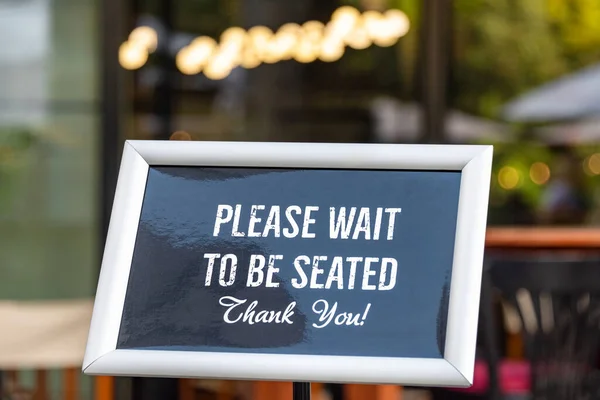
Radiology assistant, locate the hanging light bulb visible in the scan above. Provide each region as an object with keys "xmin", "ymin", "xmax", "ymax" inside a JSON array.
[
  {"xmin": 262, "ymin": 40, "xmax": 283, "ymax": 64},
  {"xmin": 220, "ymin": 26, "xmax": 247, "ymax": 46},
  {"xmin": 328, "ymin": 6, "xmax": 361, "ymax": 39},
  {"xmin": 204, "ymin": 52, "xmax": 233, "ymax": 80},
  {"xmin": 294, "ymin": 37, "xmax": 319, "ymax": 63},
  {"xmin": 204, "ymin": 64, "xmax": 231, "ymax": 80},
  {"xmin": 248, "ymin": 25, "xmax": 274, "ymax": 60},
  {"xmin": 362, "ymin": 10, "xmax": 400, "ymax": 47},
  {"xmin": 279, "ymin": 22, "xmax": 302, "ymax": 35},
  {"xmin": 384, "ymin": 9, "xmax": 410, "ymax": 38},
  {"xmin": 184, "ymin": 36, "xmax": 218, "ymax": 71},
  {"xmin": 219, "ymin": 41, "xmax": 243, "ymax": 67},
  {"xmin": 331, "ymin": 6, "xmax": 361, "ymax": 25},
  {"xmin": 303, "ymin": 20, "xmax": 325, "ymax": 41},
  {"xmin": 319, "ymin": 37, "xmax": 345, "ymax": 62},
  {"xmin": 241, "ymin": 47, "xmax": 261, "ymax": 69},
  {"xmin": 189, "ymin": 36, "xmax": 217, "ymax": 55},
  {"xmin": 119, "ymin": 41, "xmax": 148, "ymax": 70},
  {"xmin": 362, "ymin": 10, "xmax": 384, "ymax": 38},
  {"xmin": 302, "ymin": 20, "xmax": 325, "ymax": 62},
  {"xmin": 272, "ymin": 23, "xmax": 301, "ymax": 60},
  {"xmin": 371, "ymin": 23, "xmax": 399, "ymax": 47},
  {"xmin": 129, "ymin": 26, "xmax": 158, "ymax": 53},
  {"xmin": 176, "ymin": 47, "xmax": 202, "ymax": 75},
  {"xmin": 344, "ymin": 19, "xmax": 372, "ymax": 50}
]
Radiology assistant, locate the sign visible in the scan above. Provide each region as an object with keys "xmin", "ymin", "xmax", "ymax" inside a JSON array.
[{"xmin": 83, "ymin": 141, "xmax": 493, "ymax": 387}]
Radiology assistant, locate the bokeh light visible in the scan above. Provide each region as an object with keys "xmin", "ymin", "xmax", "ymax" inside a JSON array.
[
  {"xmin": 176, "ymin": 47, "xmax": 202, "ymax": 75},
  {"xmin": 128, "ymin": 26, "xmax": 158, "ymax": 53},
  {"xmin": 319, "ymin": 37, "xmax": 345, "ymax": 62},
  {"xmin": 329, "ymin": 6, "xmax": 361, "ymax": 39},
  {"xmin": 189, "ymin": 38, "xmax": 217, "ymax": 63},
  {"xmin": 279, "ymin": 23, "xmax": 302, "ymax": 35},
  {"xmin": 241, "ymin": 48, "xmax": 261, "ymax": 69},
  {"xmin": 273, "ymin": 24, "xmax": 301, "ymax": 60},
  {"xmin": 362, "ymin": 10, "xmax": 385, "ymax": 38},
  {"xmin": 221, "ymin": 27, "xmax": 247, "ymax": 45},
  {"xmin": 498, "ymin": 166, "xmax": 521, "ymax": 190},
  {"xmin": 585, "ymin": 153, "xmax": 600, "ymax": 175},
  {"xmin": 119, "ymin": 41, "xmax": 148, "ymax": 70},
  {"xmin": 220, "ymin": 43, "xmax": 244, "ymax": 67},
  {"xmin": 344, "ymin": 21, "xmax": 371, "ymax": 50},
  {"xmin": 262, "ymin": 37, "xmax": 286, "ymax": 64},
  {"xmin": 189, "ymin": 36, "xmax": 218, "ymax": 64},
  {"xmin": 191, "ymin": 36, "xmax": 218, "ymax": 50},
  {"xmin": 203, "ymin": 52, "xmax": 233, "ymax": 80},
  {"xmin": 384, "ymin": 9, "xmax": 410, "ymax": 38},
  {"xmin": 248, "ymin": 26, "xmax": 274, "ymax": 59},
  {"xmin": 175, "ymin": 36, "xmax": 218, "ymax": 75},
  {"xmin": 303, "ymin": 20, "xmax": 325, "ymax": 41},
  {"xmin": 529, "ymin": 162, "xmax": 551, "ymax": 185},
  {"xmin": 126, "ymin": 6, "xmax": 412, "ymax": 74},
  {"xmin": 294, "ymin": 37, "xmax": 319, "ymax": 63},
  {"xmin": 371, "ymin": 16, "xmax": 402, "ymax": 46}
]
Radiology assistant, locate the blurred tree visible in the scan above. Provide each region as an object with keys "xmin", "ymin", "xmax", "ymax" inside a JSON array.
[
  {"xmin": 452, "ymin": 0, "xmax": 564, "ymax": 118},
  {"xmin": 451, "ymin": 0, "xmax": 600, "ymax": 119},
  {"xmin": 450, "ymin": 0, "xmax": 600, "ymax": 223},
  {"xmin": 547, "ymin": 0, "xmax": 600, "ymax": 67}
]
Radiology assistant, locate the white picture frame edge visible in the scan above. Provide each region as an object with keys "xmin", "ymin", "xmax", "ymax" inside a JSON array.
[{"xmin": 83, "ymin": 140, "xmax": 493, "ymax": 387}]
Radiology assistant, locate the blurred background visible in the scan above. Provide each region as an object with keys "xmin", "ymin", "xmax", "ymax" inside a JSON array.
[{"xmin": 2, "ymin": 0, "xmax": 600, "ymax": 399}]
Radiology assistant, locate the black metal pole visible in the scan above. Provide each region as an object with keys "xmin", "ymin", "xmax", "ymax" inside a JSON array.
[
  {"xmin": 293, "ymin": 382, "xmax": 311, "ymax": 400},
  {"xmin": 99, "ymin": 0, "xmax": 125, "ymax": 253},
  {"xmin": 132, "ymin": 378, "xmax": 179, "ymax": 400},
  {"xmin": 99, "ymin": 0, "xmax": 127, "ymax": 396},
  {"xmin": 153, "ymin": 0, "xmax": 175, "ymax": 138},
  {"xmin": 419, "ymin": 0, "xmax": 451, "ymax": 144}
]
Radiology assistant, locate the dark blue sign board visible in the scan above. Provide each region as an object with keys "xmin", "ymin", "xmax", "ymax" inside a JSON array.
[{"xmin": 83, "ymin": 141, "xmax": 492, "ymax": 386}]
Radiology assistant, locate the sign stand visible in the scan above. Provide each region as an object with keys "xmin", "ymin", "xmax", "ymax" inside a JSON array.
[
  {"xmin": 293, "ymin": 382, "xmax": 311, "ymax": 400},
  {"xmin": 82, "ymin": 140, "xmax": 493, "ymax": 391}
]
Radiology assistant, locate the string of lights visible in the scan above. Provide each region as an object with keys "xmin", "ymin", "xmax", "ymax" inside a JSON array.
[{"xmin": 118, "ymin": 6, "xmax": 410, "ymax": 80}]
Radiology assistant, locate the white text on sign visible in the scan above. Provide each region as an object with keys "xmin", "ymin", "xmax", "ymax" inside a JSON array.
[
  {"xmin": 212, "ymin": 205, "xmax": 401, "ymax": 240},
  {"xmin": 204, "ymin": 203, "xmax": 403, "ymax": 328},
  {"xmin": 218, "ymin": 296, "xmax": 372, "ymax": 329}
]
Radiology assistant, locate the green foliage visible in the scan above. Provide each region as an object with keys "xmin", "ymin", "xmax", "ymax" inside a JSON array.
[
  {"xmin": 490, "ymin": 142, "xmax": 554, "ymax": 207},
  {"xmin": 451, "ymin": 0, "xmax": 600, "ymax": 221},
  {"xmin": 0, "ymin": 128, "xmax": 34, "ymax": 150},
  {"xmin": 487, "ymin": 142, "xmax": 600, "ymax": 224},
  {"xmin": 548, "ymin": 0, "xmax": 600, "ymax": 65},
  {"xmin": 0, "ymin": 128, "xmax": 37, "ymax": 212},
  {"xmin": 452, "ymin": 0, "xmax": 600, "ymax": 118}
]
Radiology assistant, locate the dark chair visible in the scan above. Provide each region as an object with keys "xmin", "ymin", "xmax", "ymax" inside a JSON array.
[{"xmin": 484, "ymin": 256, "xmax": 600, "ymax": 400}]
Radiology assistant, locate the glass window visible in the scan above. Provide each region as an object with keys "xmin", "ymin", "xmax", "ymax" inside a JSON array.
[
  {"xmin": 123, "ymin": 0, "xmax": 423, "ymax": 144},
  {"xmin": 0, "ymin": 0, "xmax": 98, "ymax": 300}
]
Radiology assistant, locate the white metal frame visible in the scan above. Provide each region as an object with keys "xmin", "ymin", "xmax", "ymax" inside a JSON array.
[{"xmin": 83, "ymin": 140, "xmax": 493, "ymax": 387}]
